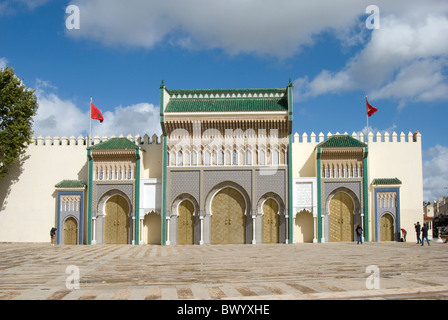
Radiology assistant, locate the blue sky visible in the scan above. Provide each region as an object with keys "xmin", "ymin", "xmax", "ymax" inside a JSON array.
[{"xmin": 1, "ymin": 0, "xmax": 448, "ymax": 201}]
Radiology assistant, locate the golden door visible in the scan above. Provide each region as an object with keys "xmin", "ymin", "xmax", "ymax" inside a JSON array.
[
  {"xmin": 177, "ymin": 200, "xmax": 194, "ymax": 245},
  {"xmin": 262, "ymin": 199, "xmax": 279, "ymax": 243},
  {"xmin": 380, "ymin": 213, "xmax": 394, "ymax": 241},
  {"xmin": 211, "ymin": 188, "xmax": 246, "ymax": 244},
  {"xmin": 329, "ymin": 192, "xmax": 354, "ymax": 242},
  {"xmin": 64, "ymin": 217, "xmax": 77, "ymax": 245},
  {"xmin": 105, "ymin": 195, "xmax": 129, "ymax": 244}
]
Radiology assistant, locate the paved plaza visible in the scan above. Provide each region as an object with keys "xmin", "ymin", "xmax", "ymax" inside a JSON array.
[{"xmin": 0, "ymin": 241, "xmax": 447, "ymax": 300}]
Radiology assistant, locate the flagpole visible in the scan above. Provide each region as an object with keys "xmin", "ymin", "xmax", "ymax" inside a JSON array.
[
  {"xmin": 89, "ymin": 97, "xmax": 92, "ymax": 147},
  {"xmin": 365, "ymin": 94, "xmax": 369, "ymax": 143}
]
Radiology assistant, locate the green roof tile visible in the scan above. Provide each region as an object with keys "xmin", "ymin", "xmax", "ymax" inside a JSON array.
[
  {"xmin": 164, "ymin": 88, "xmax": 289, "ymax": 113},
  {"xmin": 165, "ymin": 98, "xmax": 288, "ymax": 113},
  {"xmin": 316, "ymin": 135, "xmax": 367, "ymax": 148},
  {"xmin": 55, "ymin": 180, "xmax": 86, "ymax": 188},
  {"xmin": 372, "ymin": 178, "xmax": 402, "ymax": 185},
  {"xmin": 88, "ymin": 138, "xmax": 139, "ymax": 150}
]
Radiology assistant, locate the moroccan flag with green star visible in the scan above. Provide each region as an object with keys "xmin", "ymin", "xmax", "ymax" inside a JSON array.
[{"xmin": 91, "ymin": 102, "xmax": 104, "ymax": 123}]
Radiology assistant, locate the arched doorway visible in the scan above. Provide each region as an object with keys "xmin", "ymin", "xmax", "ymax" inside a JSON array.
[
  {"xmin": 262, "ymin": 198, "xmax": 279, "ymax": 243},
  {"xmin": 380, "ymin": 213, "xmax": 394, "ymax": 241},
  {"xmin": 177, "ymin": 200, "xmax": 195, "ymax": 245},
  {"xmin": 295, "ymin": 209, "xmax": 314, "ymax": 243},
  {"xmin": 64, "ymin": 217, "xmax": 77, "ymax": 245},
  {"xmin": 329, "ymin": 192, "xmax": 354, "ymax": 242},
  {"xmin": 105, "ymin": 194, "xmax": 129, "ymax": 244},
  {"xmin": 144, "ymin": 211, "xmax": 161, "ymax": 245},
  {"xmin": 211, "ymin": 187, "xmax": 246, "ymax": 244}
]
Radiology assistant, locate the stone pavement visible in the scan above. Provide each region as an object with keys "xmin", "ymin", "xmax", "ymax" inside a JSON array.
[{"xmin": 1, "ymin": 241, "xmax": 447, "ymax": 300}]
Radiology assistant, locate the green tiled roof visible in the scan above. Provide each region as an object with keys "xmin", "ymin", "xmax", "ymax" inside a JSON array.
[
  {"xmin": 88, "ymin": 138, "xmax": 139, "ymax": 150},
  {"xmin": 317, "ymin": 135, "xmax": 367, "ymax": 148},
  {"xmin": 372, "ymin": 178, "xmax": 402, "ymax": 185},
  {"xmin": 167, "ymin": 88, "xmax": 286, "ymax": 94},
  {"xmin": 166, "ymin": 98, "xmax": 288, "ymax": 113},
  {"xmin": 165, "ymin": 88, "xmax": 288, "ymax": 113},
  {"xmin": 55, "ymin": 180, "xmax": 86, "ymax": 188}
]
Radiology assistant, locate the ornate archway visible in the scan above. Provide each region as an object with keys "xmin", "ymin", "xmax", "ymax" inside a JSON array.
[
  {"xmin": 64, "ymin": 217, "xmax": 78, "ymax": 245},
  {"xmin": 262, "ymin": 198, "xmax": 279, "ymax": 243},
  {"xmin": 329, "ymin": 192, "xmax": 354, "ymax": 242},
  {"xmin": 380, "ymin": 213, "xmax": 394, "ymax": 241},
  {"xmin": 210, "ymin": 187, "xmax": 247, "ymax": 244},
  {"xmin": 177, "ymin": 200, "xmax": 195, "ymax": 245},
  {"xmin": 104, "ymin": 194, "xmax": 130, "ymax": 244}
]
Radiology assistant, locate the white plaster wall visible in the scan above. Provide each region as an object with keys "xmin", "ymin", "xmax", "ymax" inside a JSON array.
[
  {"xmin": 367, "ymin": 133, "xmax": 423, "ymax": 242},
  {"xmin": 0, "ymin": 141, "xmax": 88, "ymax": 242}
]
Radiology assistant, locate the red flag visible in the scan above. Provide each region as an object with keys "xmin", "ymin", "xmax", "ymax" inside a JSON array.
[
  {"xmin": 91, "ymin": 103, "xmax": 104, "ymax": 123},
  {"xmin": 366, "ymin": 98, "xmax": 378, "ymax": 117}
]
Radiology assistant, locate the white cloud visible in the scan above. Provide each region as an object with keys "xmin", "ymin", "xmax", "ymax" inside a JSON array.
[
  {"xmin": 67, "ymin": 0, "xmax": 363, "ymax": 58},
  {"xmin": 32, "ymin": 80, "xmax": 161, "ymax": 139},
  {"xmin": 369, "ymin": 58, "xmax": 448, "ymax": 109},
  {"xmin": 423, "ymin": 145, "xmax": 448, "ymax": 201},
  {"xmin": 294, "ymin": 9, "xmax": 448, "ymax": 106},
  {"xmin": 91, "ymin": 102, "xmax": 161, "ymax": 138},
  {"xmin": 32, "ymin": 80, "xmax": 87, "ymax": 137},
  {"xmin": 0, "ymin": 57, "xmax": 7, "ymax": 69}
]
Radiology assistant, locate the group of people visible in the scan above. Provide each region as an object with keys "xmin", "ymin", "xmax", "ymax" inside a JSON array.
[
  {"xmin": 415, "ymin": 221, "xmax": 430, "ymax": 246},
  {"xmin": 355, "ymin": 222, "xmax": 430, "ymax": 245},
  {"xmin": 50, "ymin": 223, "xmax": 431, "ymax": 246}
]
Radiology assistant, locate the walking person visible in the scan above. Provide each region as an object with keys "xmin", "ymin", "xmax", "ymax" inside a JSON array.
[
  {"xmin": 421, "ymin": 223, "xmax": 430, "ymax": 246},
  {"xmin": 50, "ymin": 227, "xmax": 57, "ymax": 246},
  {"xmin": 356, "ymin": 224, "xmax": 363, "ymax": 244},
  {"xmin": 415, "ymin": 222, "xmax": 421, "ymax": 244}
]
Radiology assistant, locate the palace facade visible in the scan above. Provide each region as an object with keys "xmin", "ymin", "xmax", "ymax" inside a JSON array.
[{"xmin": 0, "ymin": 81, "xmax": 423, "ymax": 244}]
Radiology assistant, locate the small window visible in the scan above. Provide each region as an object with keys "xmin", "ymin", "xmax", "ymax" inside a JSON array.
[
  {"xmin": 204, "ymin": 151, "xmax": 211, "ymax": 166},
  {"xmin": 232, "ymin": 150, "xmax": 238, "ymax": 165},
  {"xmin": 191, "ymin": 151, "xmax": 197, "ymax": 166},
  {"xmin": 177, "ymin": 151, "xmax": 183, "ymax": 166},
  {"xmin": 245, "ymin": 150, "xmax": 252, "ymax": 165},
  {"xmin": 272, "ymin": 150, "xmax": 279, "ymax": 166},
  {"xmin": 259, "ymin": 150, "xmax": 266, "ymax": 166},
  {"xmin": 218, "ymin": 150, "xmax": 224, "ymax": 166}
]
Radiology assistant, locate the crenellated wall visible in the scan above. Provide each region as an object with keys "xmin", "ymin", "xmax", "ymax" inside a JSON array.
[{"xmin": 29, "ymin": 133, "xmax": 162, "ymax": 146}]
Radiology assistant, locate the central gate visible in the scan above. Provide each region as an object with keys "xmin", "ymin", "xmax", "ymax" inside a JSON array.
[
  {"xmin": 211, "ymin": 187, "xmax": 246, "ymax": 244},
  {"xmin": 105, "ymin": 195, "xmax": 129, "ymax": 244},
  {"xmin": 329, "ymin": 192, "xmax": 354, "ymax": 242}
]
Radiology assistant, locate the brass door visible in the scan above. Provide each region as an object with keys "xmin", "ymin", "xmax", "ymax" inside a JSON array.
[
  {"xmin": 380, "ymin": 213, "xmax": 394, "ymax": 241},
  {"xmin": 177, "ymin": 200, "xmax": 194, "ymax": 245},
  {"xmin": 105, "ymin": 195, "xmax": 129, "ymax": 244},
  {"xmin": 329, "ymin": 192, "xmax": 354, "ymax": 242},
  {"xmin": 64, "ymin": 217, "xmax": 77, "ymax": 245},
  {"xmin": 211, "ymin": 188, "xmax": 246, "ymax": 244},
  {"xmin": 262, "ymin": 199, "xmax": 279, "ymax": 243}
]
